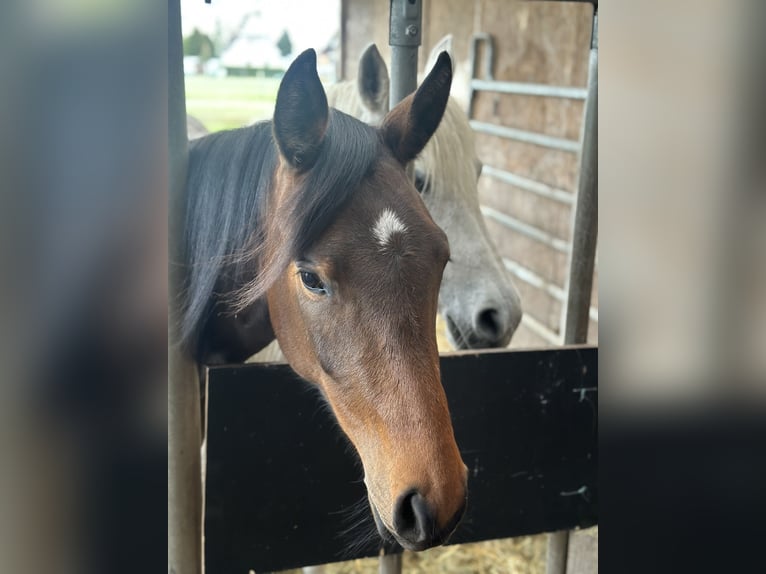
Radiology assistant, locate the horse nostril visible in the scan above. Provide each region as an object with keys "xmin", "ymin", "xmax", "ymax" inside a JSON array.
[
  {"xmin": 393, "ymin": 490, "xmax": 435, "ymax": 546},
  {"xmin": 474, "ymin": 307, "xmax": 507, "ymax": 343}
]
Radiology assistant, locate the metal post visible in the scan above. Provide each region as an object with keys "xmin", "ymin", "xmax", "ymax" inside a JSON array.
[
  {"xmin": 389, "ymin": 0, "xmax": 422, "ymax": 109},
  {"xmin": 546, "ymin": 532, "xmax": 570, "ymax": 574},
  {"xmin": 379, "ymin": 2, "xmax": 422, "ymax": 572},
  {"xmin": 548, "ymin": 8, "xmax": 597, "ymax": 574},
  {"xmin": 168, "ymin": 350, "xmax": 203, "ymax": 574},
  {"xmin": 379, "ymin": 552, "xmax": 402, "ymax": 574},
  {"xmin": 467, "ymin": 33, "xmax": 494, "ymax": 116},
  {"xmin": 562, "ymin": 7, "xmax": 598, "ymax": 346},
  {"xmin": 168, "ymin": 0, "xmax": 203, "ymax": 573}
]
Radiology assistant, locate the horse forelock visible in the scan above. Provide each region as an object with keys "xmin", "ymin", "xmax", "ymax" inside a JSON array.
[{"xmin": 232, "ymin": 109, "xmax": 380, "ymax": 309}]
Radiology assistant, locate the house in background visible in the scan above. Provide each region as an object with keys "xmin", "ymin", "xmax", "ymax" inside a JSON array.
[{"xmin": 219, "ymin": 34, "xmax": 290, "ymax": 77}]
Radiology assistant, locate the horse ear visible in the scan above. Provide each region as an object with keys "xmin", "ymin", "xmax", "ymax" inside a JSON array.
[
  {"xmin": 273, "ymin": 49, "xmax": 329, "ymax": 171},
  {"xmin": 424, "ymin": 34, "xmax": 454, "ymax": 76},
  {"xmin": 381, "ymin": 51, "xmax": 452, "ymax": 165},
  {"xmin": 357, "ymin": 44, "xmax": 389, "ymax": 114}
]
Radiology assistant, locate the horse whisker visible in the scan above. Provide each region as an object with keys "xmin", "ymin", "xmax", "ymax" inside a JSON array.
[{"xmin": 334, "ymin": 496, "xmax": 383, "ymax": 560}]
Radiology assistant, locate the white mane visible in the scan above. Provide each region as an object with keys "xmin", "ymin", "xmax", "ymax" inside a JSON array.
[
  {"xmin": 326, "ymin": 81, "xmax": 385, "ymax": 126},
  {"xmin": 416, "ymin": 98, "xmax": 479, "ymax": 198},
  {"xmin": 326, "ymin": 82, "xmax": 478, "ymax": 197}
]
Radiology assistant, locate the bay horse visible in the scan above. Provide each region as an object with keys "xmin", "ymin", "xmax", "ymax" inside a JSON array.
[
  {"xmin": 179, "ymin": 49, "xmax": 466, "ymax": 551},
  {"xmin": 327, "ymin": 37, "xmax": 523, "ymax": 349}
]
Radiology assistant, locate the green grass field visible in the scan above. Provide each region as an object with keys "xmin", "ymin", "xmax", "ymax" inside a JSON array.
[{"xmin": 185, "ymin": 75, "xmax": 281, "ymax": 133}]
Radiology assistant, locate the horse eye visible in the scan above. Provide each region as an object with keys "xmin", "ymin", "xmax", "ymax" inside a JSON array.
[
  {"xmin": 300, "ymin": 270, "xmax": 326, "ymax": 294},
  {"xmin": 414, "ymin": 171, "xmax": 427, "ymax": 193}
]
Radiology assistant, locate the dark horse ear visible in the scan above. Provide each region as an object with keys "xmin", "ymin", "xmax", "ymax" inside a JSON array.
[
  {"xmin": 380, "ymin": 51, "xmax": 452, "ymax": 165},
  {"xmin": 273, "ymin": 49, "xmax": 329, "ymax": 171},
  {"xmin": 358, "ymin": 44, "xmax": 389, "ymax": 114}
]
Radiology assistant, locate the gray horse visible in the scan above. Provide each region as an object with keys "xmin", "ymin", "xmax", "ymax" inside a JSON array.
[{"xmin": 326, "ymin": 37, "xmax": 522, "ymax": 349}]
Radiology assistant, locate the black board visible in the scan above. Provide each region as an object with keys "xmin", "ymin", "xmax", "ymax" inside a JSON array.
[{"xmin": 205, "ymin": 346, "xmax": 598, "ymax": 572}]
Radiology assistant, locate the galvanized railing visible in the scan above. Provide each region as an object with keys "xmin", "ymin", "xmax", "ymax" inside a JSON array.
[{"xmin": 467, "ymin": 15, "xmax": 598, "ymax": 348}]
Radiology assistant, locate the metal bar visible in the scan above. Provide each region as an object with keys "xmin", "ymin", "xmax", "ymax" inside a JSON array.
[
  {"xmin": 546, "ymin": 531, "xmax": 570, "ymax": 574},
  {"xmin": 168, "ymin": 1, "xmax": 202, "ymax": 574},
  {"xmin": 469, "ymin": 33, "xmax": 494, "ymax": 81},
  {"xmin": 504, "ymin": 258, "xmax": 566, "ymax": 301},
  {"xmin": 389, "ymin": 0, "xmax": 422, "ymax": 107},
  {"xmin": 503, "ymin": 258, "xmax": 598, "ymax": 323},
  {"xmin": 521, "ymin": 313, "xmax": 562, "ymax": 346},
  {"xmin": 481, "ymin": 205, "xmax": 570, "ymax": 254},
  {"xmin": 379, "ymin": 553, "xmax": 402, "ymax": 574},
  {"xmin": 390, "ymin": 42, "xmax": 419, "ymax": 108},
  {"xmin": 379, "ymin": 4, "xmax": 422, "ymax": 573},
  {"xmin": 549, "ymin": 7, "xmax": 598, "ymax": 574},
  {"xmin": 467, "ymin": 33, "xmax": 494, "ymax": 116},
  {"xmin": 471, "ymin": 120, "xmax": 580, "ymax": 153},
  {"xmin": 562, "ymin": 8, "xmax": 598, "ymax": 346},
  {"xmin": 470, "ymin": 79, "xmax": 587, "ymax": 100},
  {"xmin": 482, "ymin": 165, "xmax": 574, "ymax": 205},
  {"xmin": 168, "ymin": 350, "xmax": 203, "ymax": 574}
]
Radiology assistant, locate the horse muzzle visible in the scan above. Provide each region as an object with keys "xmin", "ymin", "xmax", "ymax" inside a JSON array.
[
  {"xmin": 370, "ymin": 488, "xmax": 467, "ymax": 551},
  {"xmin": 445, "ymin": 310, "xmax": 518, "ymax": 350}
]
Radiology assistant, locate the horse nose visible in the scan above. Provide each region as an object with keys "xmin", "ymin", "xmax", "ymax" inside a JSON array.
[
  {"xmin": 393, "ymin": 490, "xmax": 465, "ymax": 550},
  {"xmin": 473, "ymin": 305, "xmax": 517, "ymax": 347},
  {"xmin": 393, "ymin": 490, "xmax": 433, "ymax": 548}
]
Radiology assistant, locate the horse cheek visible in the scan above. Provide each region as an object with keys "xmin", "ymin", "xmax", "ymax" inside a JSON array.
[{"xmin": 266, "ymin": 273, "xmax": 315, "ymax": 381}]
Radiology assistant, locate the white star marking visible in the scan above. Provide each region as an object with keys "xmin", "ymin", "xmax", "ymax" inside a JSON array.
[{"xmin": 372, "ymin": 208, "xmax": 407, "ymax": 247}]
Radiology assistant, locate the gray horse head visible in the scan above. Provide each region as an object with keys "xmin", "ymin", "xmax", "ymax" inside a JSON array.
[{"xmin": 327, "ymin": 38, "xmax": 522, "ymax": 348}]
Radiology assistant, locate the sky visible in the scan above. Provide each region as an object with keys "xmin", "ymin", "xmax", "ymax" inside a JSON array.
[{"xmin": 181, "ymin": 0, "xmax": 340, "ymax": 54}]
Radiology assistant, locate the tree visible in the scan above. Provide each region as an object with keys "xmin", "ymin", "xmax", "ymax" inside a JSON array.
[
  {"xmin": 276, "ymin": 30, "xmax": 293, "ymax": 58},
  {"xmin": 183, "ymin": 28, "xmax": 215, "ymax": 62}
]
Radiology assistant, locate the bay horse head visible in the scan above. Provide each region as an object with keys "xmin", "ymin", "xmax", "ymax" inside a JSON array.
[
  {"xmin": 219, "ymin": 50, "xmax": 468, "ymax": 550},
  {"xmin": 327, "ymin": 38, "xmax": 523, "ymax": 350}
]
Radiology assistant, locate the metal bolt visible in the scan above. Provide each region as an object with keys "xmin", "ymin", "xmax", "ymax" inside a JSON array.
[{"xmin": 405, "ymin": 25, "xmax": 418, "ymax": 36}]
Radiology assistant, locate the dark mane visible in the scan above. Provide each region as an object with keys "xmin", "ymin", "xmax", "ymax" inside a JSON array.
[{"xmin": 178, "ymin": 110, "xmax": 380, "ymax": 355}]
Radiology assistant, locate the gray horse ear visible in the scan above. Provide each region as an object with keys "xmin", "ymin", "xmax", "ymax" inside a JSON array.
[
  {"xmin": 357, "ymin": 44, "xmax": 389, "ymax": 113},
  {"xmin": 273, "ymin": 49, "xmax": 329, "ymax": 171},
  {"xmin": 381, "ymin": 51, "xmax": 452, "ymax": 165}
]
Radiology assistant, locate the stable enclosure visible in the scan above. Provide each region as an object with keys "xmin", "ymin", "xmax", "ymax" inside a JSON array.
[{"xmin": 168, "ymin": 1, "xmax": 598, "ymax": 574}]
